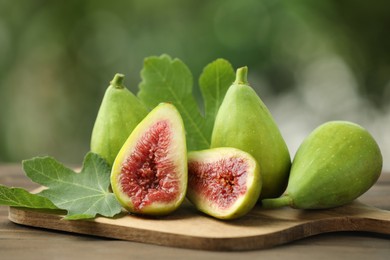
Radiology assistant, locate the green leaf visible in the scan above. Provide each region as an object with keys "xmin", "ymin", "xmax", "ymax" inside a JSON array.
[
  {"xmin": 0, "ymin": 185, "xmax": 57, "ymax": 209},
  {"xmin": 199, "ymin": 58, "xmax": 235, "ymax": 141},
  {"xmin": 22, "ymin": 152, "xmax": 122, "ymax": 220},
  {"xmin": 137, "ymin": 54, "xmax": 209, "ymax": 151}
]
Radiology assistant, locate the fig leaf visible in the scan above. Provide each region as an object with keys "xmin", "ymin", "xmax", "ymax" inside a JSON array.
[
  {"xmin": 137, "ymin": 54, "xmax": 234, "ymax": 151},
  {"xmin": 0, "ymin": 185, "xmax": 58, "ymax": 209},
  {"xmin": 22, "ymin": 152, "xmax": 122, "ymax": 220},
  {"xmin": 199, "ymin": 58, "xmax": 235, "ymax": 141}
]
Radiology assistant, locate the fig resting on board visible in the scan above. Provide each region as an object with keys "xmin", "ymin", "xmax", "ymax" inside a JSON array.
[
  {"xmin": 187, "ymin": 147, "xmax": 261, "ymax": 220},
  {"xmin": 110, "ymin": 103, "xmax": 187, "ymax": 216},
  {"xmin": 262, "ymin": 121, "xmax": 383, "ymax": 209},
  {"xmin": 211, "ymin": 67, "xmax": 291, "ymax": 200}
]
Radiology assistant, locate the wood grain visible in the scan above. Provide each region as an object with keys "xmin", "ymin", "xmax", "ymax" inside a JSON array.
[
  {"xmin": 1, "ymin": 164, "xmax": 389, "ymax": 258},
  {"xmin": 8, "ymin": 196, "xmax": 390, "ymax": 251}
]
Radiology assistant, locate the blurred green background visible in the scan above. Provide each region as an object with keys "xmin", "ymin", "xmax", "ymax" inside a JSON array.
[{"xmin": 0, "ymin": 0, "xmax": 389, "ymax": 170}]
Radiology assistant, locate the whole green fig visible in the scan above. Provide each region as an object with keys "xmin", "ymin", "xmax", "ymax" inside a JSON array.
[
  {"xmin": 262, "ymin": 121, "xmax": 383, "ymax": 209},
  {"xmin": 91, "ymin": 73, "xmax": 148, "ymax": 166},
  {"xmin": 210, "ymin": 67, "xmax": 291, "ymax": 199}
]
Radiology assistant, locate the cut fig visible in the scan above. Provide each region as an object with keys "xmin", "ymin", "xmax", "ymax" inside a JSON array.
[
  {"xmin": 110, "ymin": 103, "xmax": 187, "ymax": 216},
  {"xmin": 187, "ymin": 147, "xmax": 261, "ymax": 220}
]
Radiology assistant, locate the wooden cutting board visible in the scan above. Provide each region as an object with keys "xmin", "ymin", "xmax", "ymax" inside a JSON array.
[{"xmin": 8, "ymin": 198, "xmax": 390, "ymax": 251}]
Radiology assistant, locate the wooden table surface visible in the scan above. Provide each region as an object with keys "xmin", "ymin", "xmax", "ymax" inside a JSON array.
[{"xmin": 0, "ymin": 164, "xmax": 389, "ymax": 259}]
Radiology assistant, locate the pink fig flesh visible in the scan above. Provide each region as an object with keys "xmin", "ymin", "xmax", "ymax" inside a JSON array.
[
  {"xmin": 189, "ymin": 157, "xmax": 248, "ymax": 209},
  {"xmin": 187, "ymin": 147, "xmax": 261, "ymax": 219},
  {"xmin": 111, "ymin": 103, "xmax": 187, "ymax": 216},
  {"xmin": 120, "ymin": 121, "xmax": 179, "ymax": 210}
]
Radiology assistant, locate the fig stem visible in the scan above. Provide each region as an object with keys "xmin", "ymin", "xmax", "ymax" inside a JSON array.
[
  {"xmin": 111, "ymin": 73, "xmax": 125, "ymax": 89},
  {"xmin": 261, "ymin": 195, "xmax": 293, "ymax": 209},
  {"xmin": 234, "ymin": 66, "xmax": 249, "ymax": 85}
]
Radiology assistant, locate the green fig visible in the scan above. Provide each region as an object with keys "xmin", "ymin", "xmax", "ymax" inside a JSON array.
[
  {"xmin": 111, "ymin": 103, "xmax": 187, "ymax": 216},
  {"xmin": 187, "ymin": 147, "xmax": 261, "ymax": 220},
  {"xmin": 91, "ymin": 73, "xmax": 148, "ymax": 165},
  {"xmin": 210, "ymin": 67, "xmax": 291, "ymax": 199},
  {"xmin": 262, "ymin": 121, "xmax": 383, "ymax": 209}
]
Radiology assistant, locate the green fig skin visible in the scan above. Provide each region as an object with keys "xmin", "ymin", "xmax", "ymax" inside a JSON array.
[
  {"xmin": 187, "ymin": 147, "xmax": 261, "ymax": 220},
  {"xmin": 91, "ymin": 73, "xmax": 149, "ymax": 166},
  {"xmin": 111, "ymin": 103, "xmax": 187, "ymax": 216},
  {"xmin": 210, "ymin": 67, "xmax": 291, "ymax": 199},
  {"xmin": 262, "ymin": 121, "xmax": 383, "ymax": 209}
]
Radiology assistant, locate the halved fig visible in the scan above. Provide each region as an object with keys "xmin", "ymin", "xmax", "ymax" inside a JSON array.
[
  {"xmin": 110, "ymin": 103, "xmax": 187, "ymax": 216},
  {"xmin": 187, "ymin": 147, "xmax": 261, "ymax": 219}
]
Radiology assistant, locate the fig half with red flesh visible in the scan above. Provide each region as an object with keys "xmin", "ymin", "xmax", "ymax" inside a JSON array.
[
  {"xmin": 187, "ymin": 147, "xmax": 261, "ymax": 219},
  {"xmin": 111, "ymin": 103, "xmax": 187, "ymax": 216}
]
